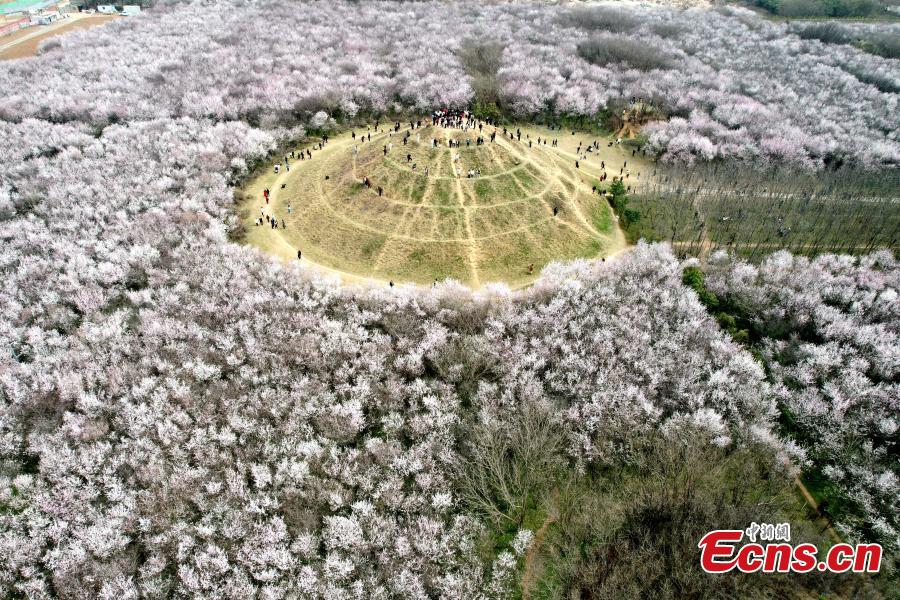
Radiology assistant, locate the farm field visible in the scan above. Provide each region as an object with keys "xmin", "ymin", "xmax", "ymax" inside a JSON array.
[{"xmin": 240, "ymin": 120, "xmax": 643, "ymax": 287}]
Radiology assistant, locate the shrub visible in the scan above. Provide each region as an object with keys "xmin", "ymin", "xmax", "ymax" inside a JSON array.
[
  {"xmin": 541, "ymin": 433, "xmax": 844, "ymax": 599},
  {"xmin": 457, "ymin": 39, "xmax": 505, "ymax": 110},
  {"xmin": 841, "ymin": 63, "xmax": 900, "ymax": 94},
  {"xmin": 577, "ymin": 34, "xmax": 674, "ymax": 71},
  {"xmin": 455, "ymin": 402, "xmax": 567, "ymax": 527},
  {"xmin": 795, "ymin": 22, "xmax": 851, "ymax": 45},
  {"xmin": 561, "ymin": 6, "xmax": 641, "ymax": 32},
  {"xmin": 854, "ymin": 31, "xmax": 900, "ymax": 59},
  {"xmin": 682, "ymin": 266, "xmax": 721, "ymax": 310},
  {"xmin": 755, "ymin": 0, "xmax": 782, "ymax": 13},
  {"xmin": 650, "ymin": 21, "xmax": 687, "ymax": 39},
  {"xmin": 36, "ymin": 37, "xmax": 62, "ymax": 54}
]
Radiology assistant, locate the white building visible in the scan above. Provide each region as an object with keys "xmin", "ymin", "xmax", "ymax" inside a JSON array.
[
  {"xmin": 96, "ymin": 5, "xmax": 117, "ymax": 14},
  {"xmin": 121, "ymin": 5, "xmax": 140, "ymax": 16},
  {"xmin": 30, "ymin": 10, "xmax": 62, "ymax": 25}
]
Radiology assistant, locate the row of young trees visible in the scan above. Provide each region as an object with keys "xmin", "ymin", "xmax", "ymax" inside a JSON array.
[
  {"xmin": 622, "ymin": 162, "xmax": 900, "ymax": 259},
  {"xmin": 0, "ymin": 1, "xmax": 896, "ymax": 169}
]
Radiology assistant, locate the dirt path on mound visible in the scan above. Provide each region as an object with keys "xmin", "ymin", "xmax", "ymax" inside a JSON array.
[{"xmin": 440, "ymin": 127, "xmax": 483, "ymax": 286}]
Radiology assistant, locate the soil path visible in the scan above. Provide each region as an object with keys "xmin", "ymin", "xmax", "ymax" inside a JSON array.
[{"xmin": 521, "ymin": 514, "xmax": 557, "ymax": 600}]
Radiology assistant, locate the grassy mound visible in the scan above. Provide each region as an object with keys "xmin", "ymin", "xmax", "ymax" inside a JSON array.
[{"xmin": 241, "ymin": 122, "xmax": 630, "ymax": 287}]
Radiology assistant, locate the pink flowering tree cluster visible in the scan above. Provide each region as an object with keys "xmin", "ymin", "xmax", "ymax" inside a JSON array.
[
  {"xmin": 0, "ymin": 116, "xmax": 776, "ymax": 599},
  {"xmin": 0, "ymin": 1, "xmax": 896, "ymax": 169},
  {"xmin": 0, "ymin": 1, "xmax": 896, "ymax": 596},
  {"xmin": 703, "ymin": 250, "xmax": 900, "ymax": 563}
]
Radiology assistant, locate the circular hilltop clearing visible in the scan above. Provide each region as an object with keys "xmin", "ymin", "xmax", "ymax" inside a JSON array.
[{"xmin": 241, "ymin": 120, "xmax": 648, "ymax": 287}]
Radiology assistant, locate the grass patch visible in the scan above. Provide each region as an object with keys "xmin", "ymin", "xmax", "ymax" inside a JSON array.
[
  {"xmin": 590, "ymin": 199, "xmax": 613, "ymax": 233},
  {"xmin": 361, "ymin": 237, "xmax": 385, "ymax": 259}
]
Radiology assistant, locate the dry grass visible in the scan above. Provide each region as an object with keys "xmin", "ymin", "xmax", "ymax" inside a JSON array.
[
  {"xmin": 240, "ymin": 121, "xmax": 649, "ymax": 287},
  {"xmin": 0, "ymin": 25, "xmax": 37, "ymax": 45}
]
